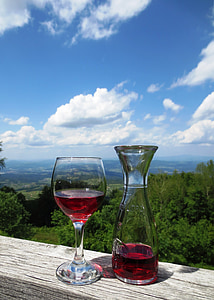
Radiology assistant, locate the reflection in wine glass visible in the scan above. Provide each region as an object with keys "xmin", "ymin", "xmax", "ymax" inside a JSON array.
[{"xmin": 51, "ymin": 157, "xmax": 106, "ymax": 285}]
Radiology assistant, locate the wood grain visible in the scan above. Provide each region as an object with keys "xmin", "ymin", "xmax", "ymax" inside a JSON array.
[{"xmin": 0, "ymin": 236, "xmax": 213, "ymax": 299}]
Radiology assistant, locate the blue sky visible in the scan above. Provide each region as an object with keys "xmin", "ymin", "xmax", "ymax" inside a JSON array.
[{"xmin": 1, "ymin": 0, "xmax": 214, "ymax": 160}]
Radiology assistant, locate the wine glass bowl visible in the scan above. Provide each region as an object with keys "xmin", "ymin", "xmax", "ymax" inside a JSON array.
[{"xmin": 52, "ymin": 157, "xmax": 106, "ymax": 285}]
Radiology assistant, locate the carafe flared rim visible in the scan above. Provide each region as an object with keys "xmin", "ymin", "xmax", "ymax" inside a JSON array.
[{"xmin": 114, "ymin": 145, "xmax": 158, "ymax": 153}]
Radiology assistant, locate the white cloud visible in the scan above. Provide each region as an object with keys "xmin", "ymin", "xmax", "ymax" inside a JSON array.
[
  {"xmin": 153, "ymin": 114, "xmax": 166, "ymax": 125},
  {"xmin": 147, "ymin": 83, "xmax": 163, "ymax": 93},
  {"xmin": 144, "ymin": 113, "xmax": 151, "ymax": 121},
  {"xmin": 0, "ymin": 0, "xmax": 152, "ymax": 42},
  {"xmin": 52, "ymin": 121, "xmax": 139, "ymax": 146},
  {"xmin": 163, "ymin": 98, "xmax": 183, "ymax": 113},
  {"xmin": 143, "ymin": 100, "xmax": 182, "ymax": 125},
  {"xmin": 1, "ymin": 85, "xmax": 172, "ymax": 152},
  {"xmin": 1, "ymin": 126, "xmax": 51, "ymax": 147},
  {"xmin": 191, "ymin": 91, "xmax": 214, "ymax": 123},
  {"xmin": 106, "ymin": 0, "xmax": 151, "ymax": 20},
  {"xmin": 171, "ymin": 40, "xmax": 214, "ymax": 87},
  {"xmin": 41, "ymin": 20, "xmax": 61, "ymax": 35},
  {"xmin": 4, "ymin": 116, "xmax": 29, "ymax": 125},
  {"xmin": 172, "ymin": 91, "xmax": 214, "ymax": 145},
  {"xmin": 0, "ymin": 0, "xmax": 30, "ymax": 35},
  {"xmin": 44, "ymin": 86, "xmax": 137, "ymax": 130},
  {"xmin": 76, "ymin": 17, "xmax": 115, "ymax": 41},
  {"xmin": 1, "ymin": 85, "xmax": 139, "ymax": 149},
  {"xmin": 173, "ymin": 120, "xmax": 214, "ymax": 144},
  {"xmin": 74, "ymin": 0, "xmax": 151, "ymax": 42},
  {"xmin": 49, "ymin": 0, "xmax": 90, "ymax": 24}
]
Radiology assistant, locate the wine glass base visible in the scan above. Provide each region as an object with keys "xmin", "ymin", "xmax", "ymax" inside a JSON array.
[
  {"xmin": 56, "ymin": 261, "xmax": 103, "ymax": 285},
  {"xmin": 114, "ymin": 273, "xmax": 157, "ymax": 285}
]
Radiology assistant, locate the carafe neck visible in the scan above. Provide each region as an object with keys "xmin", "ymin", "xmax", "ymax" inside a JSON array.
[{"xmin": 114, "ymin": 145, "xmax": 158, "ymax": 187}]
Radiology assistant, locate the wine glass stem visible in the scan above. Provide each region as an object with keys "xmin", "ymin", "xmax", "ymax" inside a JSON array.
[{"xmin": 73, "ymin": 222, "xmax": 85, "ymax": 265}]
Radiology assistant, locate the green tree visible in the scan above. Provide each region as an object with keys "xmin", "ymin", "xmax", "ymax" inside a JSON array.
[
  {"xmin": 148, "ymin": 164, "xmax": 214, "ymax": 268},
  {"xmin": 26, "ymin": 185, "xmax": 57, "ymax": 227},
  {"xmin": 51, "ymin": 209, "xmax": 75, "ymax": 246},
  {"xmin": 196, "ymin": 160, "xmax": 214, "ymax": 197},
  {"xmin": 0, "ymin": 190, "xmax": 32, "ymax": 238},
  {"xmin": 36, "ymin": 185, "xmax": 57, "ymax": 227},
  {"xmin": 1, "ymin": 186, "xmax": 27, "ymax": 207},
  {"xmin": 195, "ymin": 160, "xmax": 214, "ymax": 222},
  {"xmin": 84, "ymin": 189, "xmax": 121, "ymax": 252}
]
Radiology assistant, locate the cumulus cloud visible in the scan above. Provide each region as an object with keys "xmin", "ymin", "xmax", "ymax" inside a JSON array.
[
  {"xmin": 4, "ymin": 116, "xmax": 29, "ymax": 125},
  {"xmin": 147, "ymin": 83, "xmax": 163, "ymax": 93},
  {"xmin": 1, "ymin": 85, "xmax": 140, "ymax": 148},
  {"xmin": 45, "ymin": 86, "xmax": 137, "ymax": 130},
  {"xmin": 172, "ymin": 91, "xmax": 214, "ymax": 145},
  {"xmin": 0, "ymin": 0, "xmax": 152, "ymax": 42},
  {"xmin": 163, "ymin": 98, "xmax": 183, "ymax": 113},
  {"xmin": 173, "ymin": 120, "xmax": 214, "ymax": 144},
  {"xmin": 52, "ymin": 120, "xmax": 139, "ymax": 146},
  {"xmin": 1, "ymin": 84, "xmax": 170, "ymax": 151},
  {"xmin": 171, "ymin": 40, "xmax": 214, "ymax": 87},
  {"xmin": 1, "ymin": 126, "xmax": 51, "ymax": 147},
  {"xmin": 191, "ymin": 91, "xmax": 214, "ymax": 123}
]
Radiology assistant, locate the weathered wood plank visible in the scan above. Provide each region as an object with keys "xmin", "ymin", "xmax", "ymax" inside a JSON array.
[{"xmin": 0, "ymin": 236, "xmax": 213, "ymax": 299}]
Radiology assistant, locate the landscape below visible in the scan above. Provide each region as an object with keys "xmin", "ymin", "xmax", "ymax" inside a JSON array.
[
  {"xmin": 0, "ymin": 159, "xmax": 209, "ymax": 200},
  {"xmin": 0, "ymin": 159, "xmax": 213, "ymax": 271}
]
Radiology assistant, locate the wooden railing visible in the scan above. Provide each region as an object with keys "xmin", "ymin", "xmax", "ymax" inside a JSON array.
[{"xmin": 0, "ymin": 235, "xmax": 213, "ymax": 299}]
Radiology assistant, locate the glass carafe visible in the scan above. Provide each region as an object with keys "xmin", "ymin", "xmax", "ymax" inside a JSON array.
[{"xmin": 112, "ymin": 145, "xmax": 158, "ymax": 285}]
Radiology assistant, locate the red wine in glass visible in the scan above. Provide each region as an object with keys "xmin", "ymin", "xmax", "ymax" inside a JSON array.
[
  {"xmin": 112, "ymin": 243, "xmax": 158, "ymax": 284},
  {"xmin": 54, "ymin": 189, "xmax": 105, "ymax": 223}
]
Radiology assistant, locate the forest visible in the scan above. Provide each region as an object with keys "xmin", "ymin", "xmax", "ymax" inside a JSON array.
[{"xmin": 0, "ymin": 160, "xmax": 213, "ymax": 270}]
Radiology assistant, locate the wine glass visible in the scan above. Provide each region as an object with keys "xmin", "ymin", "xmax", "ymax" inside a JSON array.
[{"xmin": 51, "ymin": 157, "xmax": 106, "ymax": 285}]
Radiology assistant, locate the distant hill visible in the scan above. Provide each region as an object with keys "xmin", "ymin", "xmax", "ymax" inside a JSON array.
[
  {"xmin": 0, "ymin": 159, "xmax": 212, "ymax": 200},
  {"xmin": 150, "ymin": 159, "xmax": 204, "ymax": 174},
  {"xmin": 0, "ymin": 158, "xmax": 213, "ymax": 189},
  {"xmin": 103, "ymin": 158, "xmax": 212, "ymax": 181}
]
